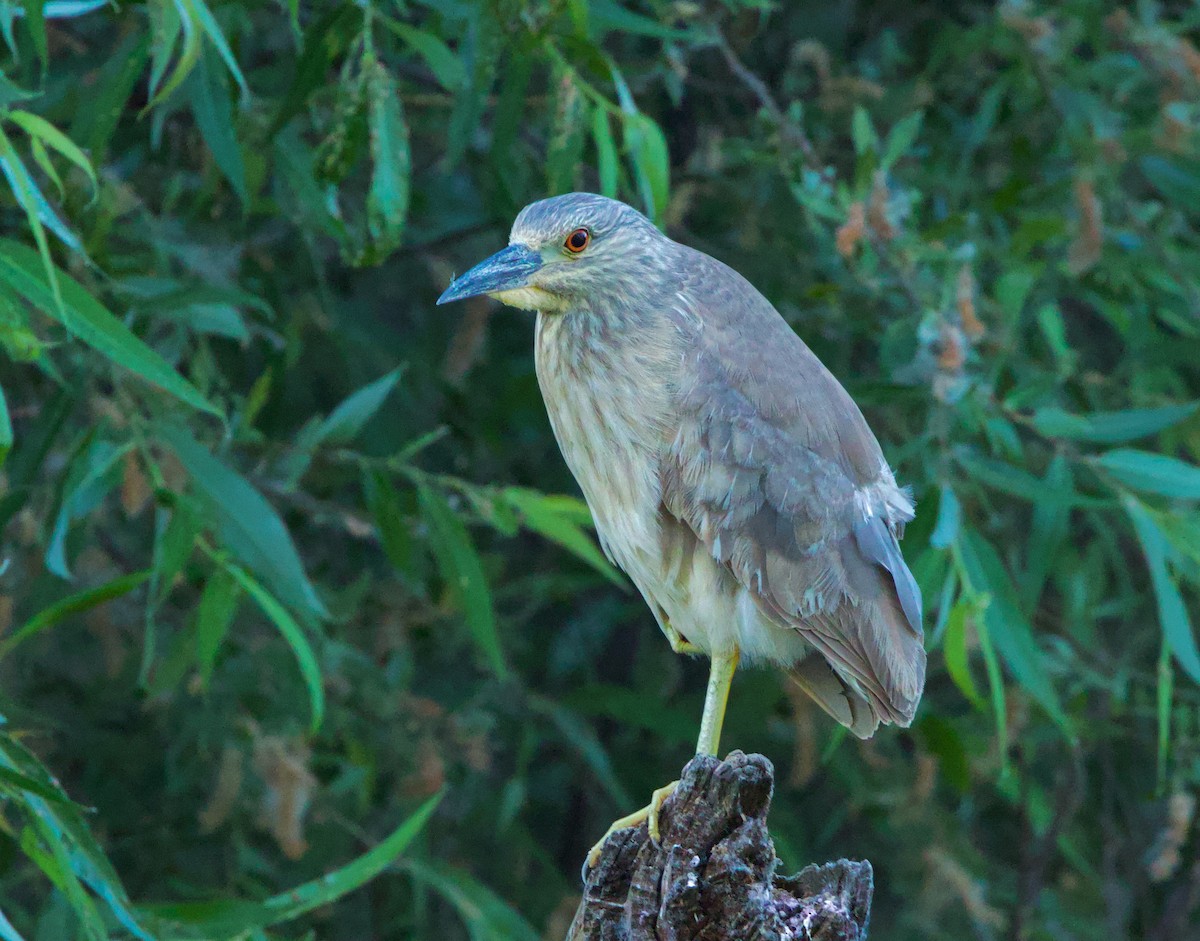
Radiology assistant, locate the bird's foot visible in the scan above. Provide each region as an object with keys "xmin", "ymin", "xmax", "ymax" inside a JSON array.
[
  {"xmin": 663, "ymin": 621, "xmax": 702, "ymax": 656},
  {"xmin": 584, "ymin": 780, "xmax": 679, "ymax": 876}
]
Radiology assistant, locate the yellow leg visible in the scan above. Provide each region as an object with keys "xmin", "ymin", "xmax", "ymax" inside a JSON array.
[
  {"xmin": 696, "ymin": 647, "xmax": 739, "ymax": 757},
  {"xmin": 584, "ymin": 647, "xmax": 741, "ymax": 874}
]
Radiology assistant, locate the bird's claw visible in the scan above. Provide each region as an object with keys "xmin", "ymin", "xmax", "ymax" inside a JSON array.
[{"xmin": 582, "ymin": 780, "xmax": 680, "ymax": 881}]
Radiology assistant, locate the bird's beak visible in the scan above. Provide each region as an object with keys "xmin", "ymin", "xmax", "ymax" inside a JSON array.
[{"xmin": 436, "ymin": 244, "xmax": 544, "ymax": 305}]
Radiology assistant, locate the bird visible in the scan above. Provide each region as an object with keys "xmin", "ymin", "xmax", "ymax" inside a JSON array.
[{"xmin": 437, "ymin": 192, "xmax": 926, "ymax": 865}]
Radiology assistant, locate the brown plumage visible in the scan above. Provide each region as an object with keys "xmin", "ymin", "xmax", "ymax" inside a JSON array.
[{"xmin": 439, "ymin": 192, "xmax": 925, "ymax": 744}]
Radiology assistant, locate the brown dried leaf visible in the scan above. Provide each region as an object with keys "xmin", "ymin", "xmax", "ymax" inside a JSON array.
[
  {"xmin": 791, "ymin": 39, "xmax": 831, "ymax": 86},
  {"xmin": 199, "ymin": 745, "xmax": 245, "ymax": 834},
  {"xmin": 913, "ymin": 752, "xmax": 938, "ymax": 803},
  {"xmin": 923, "ymin": 847, "xmax": 1007, "ymax": 930},
  {"xmin": 1067, "ymin": 177, "xmax": 1103, "ymax": 275},
  {"xmin": 1148, "ymin": 790, "xmax": 1196, "ymax": 883},
  {"xmin": 400, "ymin": 737, "xmax": 445, "ymax": 799},
  {"xmin": 937, "ymin": 323, "xmax": 966, "ymax": 372},
  {"xmin": 442, "ymin": 298, "xmax": 492, "ymax": 385},
  {"xmin": 1000, "ymin": 4, "xmax": 1054, "ymax": 45},
  {"xmin": 1157, "ymin": 104, "xmax": 1190, "ymax": 153},
  {"xmin": 1178, "ymin": 38, "xmax": 1200, "ymax": 83},
  {"xmin": 121, "ymin": 452, "xmax": 152, "ymax": 518},
  {"xmin": 783, "ymin": 680, "xmax": 817, "ymax": 789},
  {"xmin": 867, "ymin": 171, "xmax": 896, "ymax": 241},
  {"xmin": 835, "ymin": 202, "xmax": 866, "ymax": 258},
  {"xmin": 253, "ymin": 735, "xmax": 316, "ymax": 860},
  {"xmin": 957, "ymin": 264, "xmax": 985, "ymax": 339}
]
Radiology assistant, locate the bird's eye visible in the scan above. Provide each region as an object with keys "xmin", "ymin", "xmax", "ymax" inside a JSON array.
[{"xmin": 565, "ymin": 228, "xmax": 590, "ymax": 253}]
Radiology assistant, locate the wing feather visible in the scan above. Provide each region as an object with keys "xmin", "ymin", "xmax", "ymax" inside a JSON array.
[{"xmin": 661, "ymin": 248, "xmax": 927, "ymax": 734}]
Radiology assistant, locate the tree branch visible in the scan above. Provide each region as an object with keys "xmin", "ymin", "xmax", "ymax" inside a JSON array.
[{"xmin": 568, "ymin": 751, "xmax": 873, "ymax": 940}]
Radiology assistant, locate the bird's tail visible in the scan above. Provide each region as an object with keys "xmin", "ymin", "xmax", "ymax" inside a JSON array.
[
  {"xmin": 786, "ymin": 587, "xmax": 926, "ymax": 740},
  {"xmin": 786, "ymin": 652, "xmax": 880, "ymax": 740}
]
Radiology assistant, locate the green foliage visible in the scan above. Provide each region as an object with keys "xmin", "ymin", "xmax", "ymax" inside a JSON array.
[{"xmin": 1, "ymin": 1, "xmax": 1200, "ymax": 939}]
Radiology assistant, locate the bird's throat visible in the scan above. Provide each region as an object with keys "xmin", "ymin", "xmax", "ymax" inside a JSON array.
[{"xmin": 490, "ymin": 285, "xmax": 568, "ymax": 313}]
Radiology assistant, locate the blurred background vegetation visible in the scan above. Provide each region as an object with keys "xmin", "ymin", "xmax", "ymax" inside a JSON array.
[{"xmin": 2, "ymin": 0, "xmax": 1200, "ymax": 938}]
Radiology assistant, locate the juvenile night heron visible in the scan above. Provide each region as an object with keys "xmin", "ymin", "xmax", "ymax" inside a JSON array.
[{"xmin": 438, "ymin": 193, "xmax": 926, "ymax": 863}]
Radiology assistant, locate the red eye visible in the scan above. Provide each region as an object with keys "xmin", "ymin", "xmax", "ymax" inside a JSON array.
[{"xmin": 565, "ymin": 228, "xmax": 590, "ymax": 253}]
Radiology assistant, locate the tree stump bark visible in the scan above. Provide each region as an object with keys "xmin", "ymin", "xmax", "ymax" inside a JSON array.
[{"xmin": 568, "ymin": 751, "xmax": 873, "ymax": 941}]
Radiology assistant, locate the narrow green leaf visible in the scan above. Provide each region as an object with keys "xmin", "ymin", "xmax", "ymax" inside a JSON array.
[
  {"xmin": 445, "ymin": 4, "xmax": 499, "ymax": 166},
  {"xmin": 624, "ymin": 113, "xmax": 669, "ymax": 222},
  {"xmin": 546, "ymin": 74, "xmax": 586, "ymax": 195},
  {"xmin": 1096, "ymin": 449, "xmax": 1200, "ymax": 500},
  {"xmin": 0, "ymin": 905, "xmax": 28, "ymax": 941},
  {"xmin": 0, "ymin": 571, "xmax": 149, "ymax": 659},
  {"xmin": 363, "ymin": 469, "xmax": 415, "ymax": 578},
  {"xmin": 881, "ymin": 110, "xmax": 923, "ymax": 168},
  {"xmin": 146, "ymin": 0, "xmax": 201, "ymax": 109},
  {"xmin": 851, "ymin": 105, "xmax": 877, "ymax": 156},
  {"xmin": 955, "ymin": 527, "xmax": 1068, "ymax": 731},
  {"xmin": 46, "ymin": 438, "xmax": 129, "ymax": 578},
  {"xmin": 1032, "ymin": 402, "xmax": 1199, "ymax": 444},
  {"xmin": 183, "ymin": 0, "xmax": 248, "ymax": 99},
  {"xmin": 956, "ymin": 453, "xmax": 1047, "ymax": 502},
  {"xmin": 1126, "ymin": 498, "xmax": 1200, "ymax": 684},
  {"xmin": 974, "ymin": 598, "xmax": 1010, "ymax": 777},
  {"xmin": 0, "ymin": 239, "xmax": 221, "ymax": 416},
  {"xmin": 0, "ymin": 73, "xmax": 37, "ymax": 108},
  {"xmin": 0, "ymin": 766, "xmax": 74, "ymax": 804},
  {"xmin": 0, "ymin": 126, "xmax": 69, "ymax": 313},
  {"xmin": 147, "ymin": 0, "xmax": 185, "ymax": 103},
  {"xmin": 502, "ymin": 487, "xmax": 624, "ymax": 587},
  {"xmin": 41, "ymin": 1, "xmax": 110, "ymax": 17},
  {"xmin": 929, "ymin": 484, "xmax": 960, "ymax": 549},
  {"xmin": 27, "ymin": 136, "xmax": 64, "ymax": 200},
  {"xmin": 1140, "ymin": 155, "xmax": 1200, "ymax": 207},
  {"xmin": 0, "ymin": 733, "xmax": 153, "ymax": 940},
  {"xmin": 400, "ymin": 859, "xmax": 540, "ymax": 941},
  {"xmin": 223, "ymin": 562, "xmax": 325, "ymax": 733},
  {"xmin": 1023, "ymin": 454, "xmax": 1073, "ymax": 610},
  {"xmin": 187, "ymin": 49, "xmax": 247, "ymax": 204},
  {"xmin": 527, "ymin": 695, "xmax": 631, "ymax": 807},
  {"xmin": 159, "ymin": 425, "xmax": 328, "ymax": 621},
  {"xmin": 0, "ymin": 127, "xmax": 83, "ymax": 257},
  {"xmin": 152, "ymin": 498, "xmax": 201, "ymax": 603},
  {"xmin": 21, "ymin": 0, "xmax": 47, "ymax": 73},
  {"xmin": 943, "ymin": 597, "xmax": 985, "ymax": 710},
  {"xmin": 316, "ymin": 367, "xmax": 402, "ymax": 446},
  {"xmin": 365, "ymin": 59, "xmax": 410, "ymax": 257},
  {"xmin": 74, "ymin": 34, "xmax": 148, "ymax": 156},
  {"xmin": 385, "ymin": 21, "xmax": 464, "ymax": 91},
  {"xmin": 269, "ymin": 3, "xmax": 359, "ymax": 134},
  {"xmin": 587, "ymin": 0, "xmax": 694, "ymax": 40},
  {"xmin": 592, "ymin": 107, "xmax": 618, "ymax": 197},
  {"xmin": 1157, "ymin": 639, "xmax": 1173, "ymax": 793},
  {"xmin": 0, "ymin": 382, "xmax": 11, "ymax": 467},
  {"xmin": 418, "ymin": 484, "xmax": 506, "ymax": 679},
  {"xmin": 8, "ymin": 110, "xmax": 99, "ymax": 198},
  {"xmin": 194, "ymin": 565, "xmax": 240, "ymax": 684},
  {"xmin": 27, "ymin": 813, "xmax": 107, "ymax": 941},
  {"xmin": 563, "ymin": 684, "xmax": 695, "ymax": 744},
  {"xmin": 149, "ymin": 792, "xmax": 441, "ymax": 932}
]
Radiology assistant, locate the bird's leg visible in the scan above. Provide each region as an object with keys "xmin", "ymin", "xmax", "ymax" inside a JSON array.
[
  {"xmin": 696, "ymin": 646, "xmax": 740, "ymax": 756},
  {"xmin": 583, "ymin": 647, "xmax": 741, "ymax": 874}
]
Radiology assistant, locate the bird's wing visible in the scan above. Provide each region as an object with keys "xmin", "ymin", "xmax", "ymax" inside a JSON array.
[{"xmin": 660, "ymin": 249, "xmax": 925, "ymax": 733}]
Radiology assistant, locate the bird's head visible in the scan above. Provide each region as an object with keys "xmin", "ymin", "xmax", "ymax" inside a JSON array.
[{"xmin": 436, "ymin": 193, "xmax": 662, "ymax": 313}]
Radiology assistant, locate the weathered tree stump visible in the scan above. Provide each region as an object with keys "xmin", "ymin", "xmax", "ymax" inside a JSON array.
[{"xmin": 568, "ymin": 751, "xmax": 873, "ymax": 941}]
